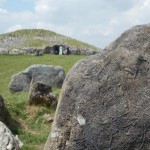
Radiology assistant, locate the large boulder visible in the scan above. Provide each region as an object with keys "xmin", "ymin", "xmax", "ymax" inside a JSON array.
[
  {"xmin": 9, "ymin": 64, "xmax": 65, "ymax": 93},
  {"xmin": 0, "ymin": 121, "xmax": 23, "ymax": 150},
  {"xmin": 44, "ymin": 23, "xmax": 150, "ymax": 150},
  {"xmin": 105, "ymin": 23, "xmax": 150, "ymax": 53},
  {"xmin": 29, "ymin": 82, "xmax": 57, "ymax": 107}
]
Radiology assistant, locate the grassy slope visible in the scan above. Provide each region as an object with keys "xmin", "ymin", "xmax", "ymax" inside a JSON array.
[
  {"xmin": 0, "ymin": 54, "xmax": 86, "ymax": 150},
  {"xmin": 0, "ymin": 29, "xmax": 99, "ymax": 50}
]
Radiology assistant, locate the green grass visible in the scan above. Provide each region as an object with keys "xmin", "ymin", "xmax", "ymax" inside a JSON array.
[
  {"xmin": 0, "ymin": 54, "xmax": 86, "ymax": 150},
  {"xmin": 0, "ymin": 29, "xmax": 58, "ymax": 38},
  {"xmin": 0, "ymin": 29, "xmax": 99, "ymax": 50}
]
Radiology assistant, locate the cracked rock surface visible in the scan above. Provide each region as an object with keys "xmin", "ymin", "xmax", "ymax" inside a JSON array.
[
  {"xmin": 0, "ymin": 121, "xmax": 23, "ymax": 150},
  {"xmin": 44, "ymin": 23, "xmax": 150, "ymax": 150}
]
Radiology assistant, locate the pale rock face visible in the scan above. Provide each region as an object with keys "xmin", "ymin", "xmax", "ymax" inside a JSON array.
[{"xmin": 0, "ymin": 121, "xmax": 23, "ymax": 150}]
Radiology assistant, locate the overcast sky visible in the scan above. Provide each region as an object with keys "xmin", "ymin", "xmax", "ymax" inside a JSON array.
[{"xmin": 0, "ymin": 0, "xmax": 150, "ymax": 48}]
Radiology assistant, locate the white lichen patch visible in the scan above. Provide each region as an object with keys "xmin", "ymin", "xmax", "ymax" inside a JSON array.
[
  {"xmin": 51, "ymin": 132, "xmax": 61, "ymax": 138},
  {"xmin": 77, "ymin": 115, "xmax": 86, "ymax": 126}
]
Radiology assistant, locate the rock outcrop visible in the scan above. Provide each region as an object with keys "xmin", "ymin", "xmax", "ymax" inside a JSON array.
[
  {"xmin": 44, "ymin": 23, "xmax": 150, "ymax": 150},
  {"xmin": 9, "ymin": 64, "xmax": 65, "ymax": 93},
  {"xmin": 29, "ymin": 82, "xmax": 57, "ymax": 107},
  {"xmin": 0, "ymin": 121, "xmax": 23, "ymax": 150}
]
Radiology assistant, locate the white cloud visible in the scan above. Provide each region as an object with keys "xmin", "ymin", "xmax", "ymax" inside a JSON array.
[
  {"xmin": 34, "ymin": 0, "xmax": 57, "ymax": 15},
  {"xmin": 0, "ymin": 0, "xmax": 150, "ymax": 48},
  {"xmin": 7, "ymin": 24, "xmax": 23, "ymax": 32},
  {"xmin": 0, "ymin": 8, "xmax": 8, "ymax": 14}
]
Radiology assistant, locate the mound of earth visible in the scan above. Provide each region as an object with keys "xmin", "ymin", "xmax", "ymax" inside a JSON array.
[{"xmin": 44, "ymin": 23, "xmax": 150, "ymax": 150}]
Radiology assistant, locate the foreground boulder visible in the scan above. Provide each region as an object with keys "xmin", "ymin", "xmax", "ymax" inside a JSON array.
[
  {"xmin": 0, "ymin": 95, "xmax": 7, "ymax": 123},
  {"xmin": 44, "ymin": 23, "xmax": 150, "ymax": 150},
  {"xmin": 29, "ymin": 82, "xmax": 57, "ymax": 107},
  {"xmin": 9, "ymin": 64, "xmax": 65, "ymax": 93},
  {"xmin": 105, "ymin": 23, "xmax": 150, "ymax": 53},
  {"xmin": 0, "ymin": 121, "xmax": 23, "ymax": 150}
]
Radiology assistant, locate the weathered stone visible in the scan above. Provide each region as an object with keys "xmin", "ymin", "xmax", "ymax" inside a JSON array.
[
  {"xmin": 105, "ymin": 23, "xmax": 150, "ymax": 53},
  {"xmin": 9, "ymin": 64, "xmax": 65, "ymax": 93},
  {"xmin": 9, "ymin": 49, "xmax": 24, "ymax": 55},
  {"xmin": 0, "ymin": 95, "xmax": 7, "ymax": 123},
  {"xmin": 0, "ymin": 48, "xmax": 9, "ymax": 54},
  {"xmin": 22, "ymin": 47, "xmax": 43, "ymax": 55},
  {"xmin": 29, "ymin": 82, "xmax": 57, "ymax": 107},
  {"xmin": 0, "ymin": 121, "xmax": 23, "ymax": 150},
  {"xmin": 44, "ymin": 23, "xmax": 150, "ymax": 150}
]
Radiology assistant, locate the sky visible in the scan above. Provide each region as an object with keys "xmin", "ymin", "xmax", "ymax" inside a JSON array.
[{"xmin": 0, "ymin": 0, "xmax": 150, "ymax": 48}]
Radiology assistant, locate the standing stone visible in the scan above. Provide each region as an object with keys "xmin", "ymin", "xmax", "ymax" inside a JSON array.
[
  {"xmin": 29, "ymin": 82, "xmax": 57, "ymax": 107},
  {"xmin": 0, "ymin": 95, "xmax": 7, "ymax": 123},
  {"xmin": 44, "ymin": 23, "xmax": 150, "ymax": 150},
  {"xmin": 9, "ymin": 64, "xmax": 65, "ymax": 93}
]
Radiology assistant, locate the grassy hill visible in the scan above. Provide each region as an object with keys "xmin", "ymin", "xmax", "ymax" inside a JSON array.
[
  {"xmin": 0, "ymin": 54, "xmax": 86, "ymax": 150},
  {"xmin": 0, "ymin": 29, "xmax": 99, "ymax": 50}
]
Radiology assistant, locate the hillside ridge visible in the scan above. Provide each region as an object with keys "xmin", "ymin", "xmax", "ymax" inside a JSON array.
[{"xmin": 0, "ymin": 29, "xmax": 99, "ymax": 51}]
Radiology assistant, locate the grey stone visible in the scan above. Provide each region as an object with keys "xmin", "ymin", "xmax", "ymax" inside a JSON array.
[
  {"xmin": 9, "ymin": 64, "xmax": 65, "ymax": 93},
  {"xmin": 105, "ymin": 23, "xmax": 150, "ymax": 53},
  {"xmin": 0, "ymin": 95, "xmax": 7, "ymax": 123},
  {"xmin": 0, "ymin": 48, "xmax": 9, "ymax": 54},
  {"xmin": 21, "ymin": 47, "xmax": 43, "ymax": 55},
  {"xmin": 29, "ymin": 81, "xmax": 57, "ymax": 107},
  {"xmin": 0, "ymin": 121, "xmax": 23, "ymax": 150},
  {"xmin": 44, "ymin": 23, "xmax": 150, "ymax": 150},
  {"xmin": 9, "ymin": 49, "xmax": 24, "ymax": 55}
]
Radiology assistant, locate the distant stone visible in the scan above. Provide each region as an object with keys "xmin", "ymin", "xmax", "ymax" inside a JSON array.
[
  {"xmin": 43, "ymin": 46, "xmax": 55, "ymax": 54},
  {"xmin": 29, "ymin": 82, "xmax": 57, "ymax": 107},
  {"xmin": 69, "ymin": 46, "xmax": 99, "ymax": 55},
  {"xmin": 9, "ymin": 64, "xmax": 65, "ymax": 93},
  {"xmin": 44, "ymin": 23, "xmax": 150, "ymax": 150},
  {"xmin": 9, "ymin": 49, "xmax": 24, "ymax": 55},
  {"xmin": 22, "ymin": 47, "xmax": 43, "ymax": 55},
  {"xmin": 0, "ymin": 121, "xmax": 23, "ymax": 150},
  {"xmin": 0, "ymin": 48, "xmax": 9, "ymax": 54}
]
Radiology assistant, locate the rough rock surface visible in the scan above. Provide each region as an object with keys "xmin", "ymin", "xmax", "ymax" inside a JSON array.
[
  {"xmin": 44, "ymin": 23, "xmax": 150, "ymax": 150},
  {"xmin": 9, "ymin": 49, "xmax": 24, "ymax": 55},
  {"xmin": 29, "ymin": 82, "xmax": 57, "ymax": 107},
  {"xmin": 105, "ymin": 24, "xmax": 150, "ymax": 53},
  {"xmin": 0, "ymin": 121, "xmax": 23, "ymax": 150},
  {"xmin": 9, "ymin": 64, "xmax": 65, "ymax": 93},
  {"xmin": 0, "ymin": 95, "xmax": 7, "ymax": 123},
  {"xmin": 0, "ymin": 48, "xmax": 9, "ymax": 54}
]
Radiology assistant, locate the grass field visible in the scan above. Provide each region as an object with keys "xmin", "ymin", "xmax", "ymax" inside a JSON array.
[{"xmin": 0, "ymin": 54, "xmax": 86, "ymax": 150}]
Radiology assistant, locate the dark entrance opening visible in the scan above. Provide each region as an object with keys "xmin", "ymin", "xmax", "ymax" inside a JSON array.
[{"xmin": 53, "ymin": 45, "xmax": 60, "ymax": 54}]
